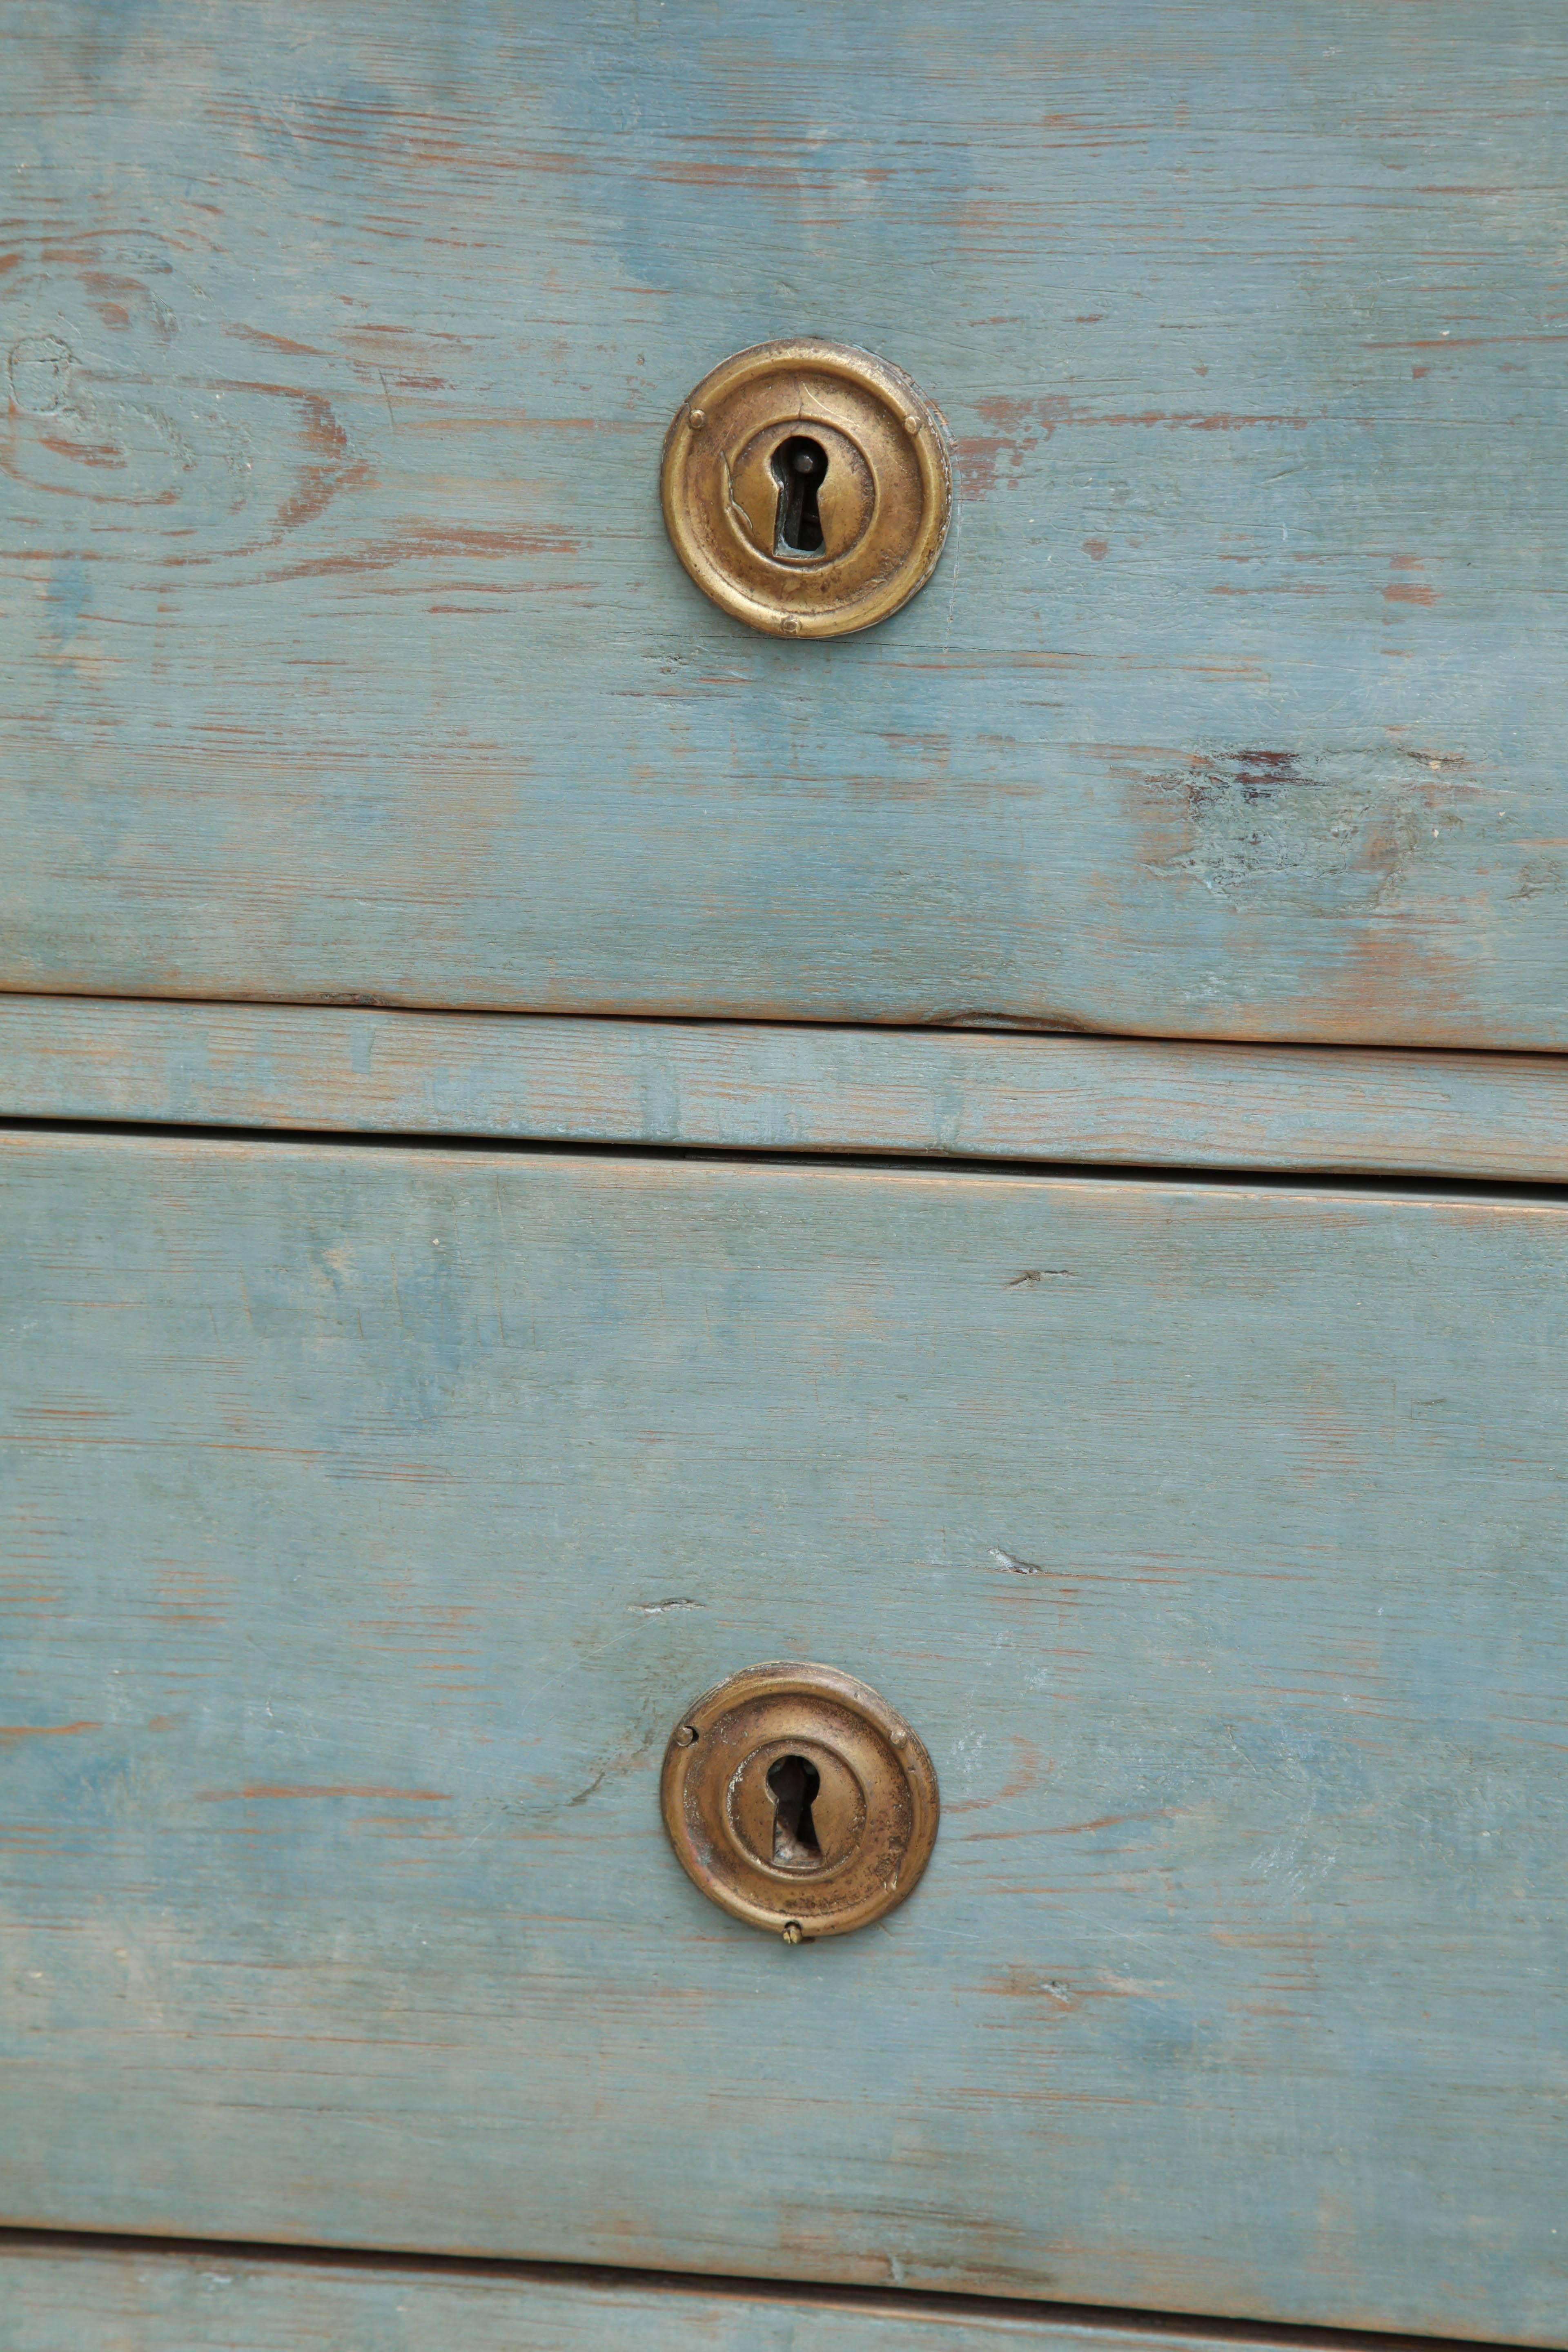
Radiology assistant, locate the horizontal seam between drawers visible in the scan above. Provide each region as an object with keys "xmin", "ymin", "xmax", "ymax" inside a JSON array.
[
  {"xmin": 0, "ymin": 2226, "xmax": 1530, "ymax": 2352},
  {"xmin": 4, "ymin": 1114, "xmax": 1568, "ymax": 1205}
]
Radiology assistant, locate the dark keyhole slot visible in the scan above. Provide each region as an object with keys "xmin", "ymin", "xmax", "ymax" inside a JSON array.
[
  {"xmin": 767, "ymin": 1753, "xmax": 822, "ymax": 1865},
  {"xmin": 771, "ymin": 435, "xmax": 828, "ymax": 556}
]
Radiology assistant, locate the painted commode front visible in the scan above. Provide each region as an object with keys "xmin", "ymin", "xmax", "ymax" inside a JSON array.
[{"xmin": 2, "ymin": 5, "xmax": 1564, "ymax": 2350}]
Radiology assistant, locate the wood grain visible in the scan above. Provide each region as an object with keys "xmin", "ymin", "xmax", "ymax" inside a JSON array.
[
  {"xmin": 2, "ymin": 3, "xmax": 1565, "ymax": 1045},
  {"xmin": 0, "ymin": 2242, "xmax": 1325, "ymax": 2352},
  {"xmin": 2, "ymin": 1132, "xmax": 1564, "ymax": 2340},
  {"xmin": 6, "ymin": 996, "xmax": 1568, "ymax": 1180}
]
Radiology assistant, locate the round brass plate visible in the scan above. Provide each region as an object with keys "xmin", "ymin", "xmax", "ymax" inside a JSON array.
[
  {"xmin": 659, "ymin": 1661, "xmax": 939, "ymax": 1941},
  {"xmin": 660, "ymin": 339, "xmax": 953, "ymax": 639}
]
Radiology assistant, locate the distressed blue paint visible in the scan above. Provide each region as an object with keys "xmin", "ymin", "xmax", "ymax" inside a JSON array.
[
  {"xmin": 2, "ymin": 1131, "xmax": 1564, "ymax": 2341},
  {"xmin": 2, "ymin": 2243, "xmax": 1273, "ymax": 2352},
  {"xmin": 0, "ymin": 2, "xmax": 1564, "ymax": 1042},
  {"xmin": 5, "ymin": 995, "xmax": 1568, "ymax": 1181}
]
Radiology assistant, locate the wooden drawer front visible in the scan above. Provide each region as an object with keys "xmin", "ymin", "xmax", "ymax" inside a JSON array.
[
  {"xmin": 11, "ymin": 997, "xmax": 1568, "ymax": 1186},
  {"xmin": 4, "ymin": 3, "xmax": 1566, "ymax": 1049},
  {"xmin": 2, "ymin": 1133, "xmax": 1565, "ymax": 2342},
  {"xmin": 0, "ymin": 2246, "xmax": 1280, "ymax": 2352}
]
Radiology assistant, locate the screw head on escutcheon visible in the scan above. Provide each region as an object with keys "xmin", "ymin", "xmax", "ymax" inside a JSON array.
[
  {"xmin": 660, "ymin": 340, "xmax": 953, "ymax": 639},
  {"xmin": 659, "ymin": 1661, "xmax": 940, "ymax": 1940}
]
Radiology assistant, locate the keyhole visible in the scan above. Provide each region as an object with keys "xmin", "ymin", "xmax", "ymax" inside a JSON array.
[
  {"xmin": 767, "ymin": 1752, "xmax": 822, "ymax": 1866},
  {"xmin": 771, "ymin": 435, "xmax": 828, "ymax": 557}
]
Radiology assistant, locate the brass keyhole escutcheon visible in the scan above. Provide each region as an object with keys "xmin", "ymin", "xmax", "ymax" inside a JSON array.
[
  {"xmin": 660, "ymin": 1661, "xmax": 939, "ymax": 1941},
  {"xmin": 659, "ymin": 339, "xmax": 953, "ymax": 639}
]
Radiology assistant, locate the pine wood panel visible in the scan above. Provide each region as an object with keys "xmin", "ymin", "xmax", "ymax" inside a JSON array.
[
  {"xmin": 1, "ymin": 2241, "xmax": 1299, "ymax": 2352},
  {"xmin": 5, "ymin": 995, "xmax": 1568, "ymax": 1180},
  {"xmin": 2, "ymin": 2, "xmax": 1565, "ymax": 1043},
  {"xmin": 2, "ymin": 1133, "xmax": 1564, "ymax": 2339}
]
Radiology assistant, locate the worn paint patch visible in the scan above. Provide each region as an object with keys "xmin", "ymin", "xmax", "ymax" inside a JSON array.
[
  {"xmin": 988, "ymin": 1547, "xmax": 1045, "ymax": 1576},
  {"xmin": 8, "ymin": 332, "xmax": 76, "ymax": 413},
  {"xmin": 1136, "ymin": 746, "xmax": 1473, "ymax": 915}
]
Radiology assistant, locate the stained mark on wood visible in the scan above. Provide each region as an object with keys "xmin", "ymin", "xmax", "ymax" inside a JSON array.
[{"xmin": 1188, "ymin": 749, "xmax": 1327, "ymax": 804}]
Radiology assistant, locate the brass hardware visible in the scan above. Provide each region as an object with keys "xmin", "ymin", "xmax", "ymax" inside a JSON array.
[
  {"xmin": 659, "ymin": 1660, "xmax": 939, "ymax": 1940},
  {"xmin": 660, "ymin": 340, "xmax": 953, "ymax": 639}
]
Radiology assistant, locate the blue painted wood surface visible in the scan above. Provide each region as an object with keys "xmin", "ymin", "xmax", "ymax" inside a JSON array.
[
  {"xmin": 2, "ymin": 2, "xmax": 1565, "ymax": 1045},
  {"xmin": 6, "ymin": 993, "xmax": 1568, "ymax": 1180},
  {"xmin": 0, "ymin": 2241, "xmax": 1277, "ymax": 2352},
  {"xmin": 2, "ymin": 1131, "xmax": 1564, "ymax": 2340}
]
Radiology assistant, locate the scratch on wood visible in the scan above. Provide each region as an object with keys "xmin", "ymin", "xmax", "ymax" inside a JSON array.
[
  {"xmin": 197, "ymin": 1784, "xmax": 451, "ymax": 1802},
  {"xmin": 989, "ymin": 1548, "xmax": 1044, "ymax": 1576},
  {"xmin": 0, "ymin": 1720, "xmax": 100, "ymax": 1746}
]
